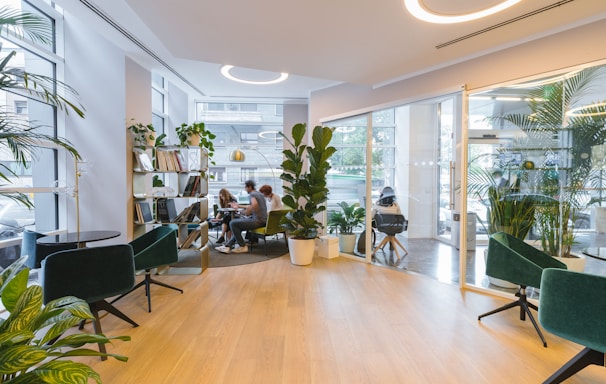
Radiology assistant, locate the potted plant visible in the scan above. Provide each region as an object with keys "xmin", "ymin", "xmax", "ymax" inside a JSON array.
[
  {"xmin": 279, "ymin": 123, "xmax": 336, "ymax": 265},
  {"xmin": 127, "ymin": 119, "xmax": 156, "ymax": 148},
  {"xmin": 327, "ymin": 201, "xmax": 365, "ymax": 253},
  {"xmin": 0, "ymin": 257, "xmax": 129, "ymax": 382},
  {"xmin": 175, "ymin": 122, "xmax": 216, "ymax": 166}
]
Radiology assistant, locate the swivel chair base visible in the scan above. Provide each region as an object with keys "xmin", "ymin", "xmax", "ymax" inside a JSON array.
[
  {"xmin": 478, "ymin": 286, "xmax": 548, "ymax": 347},
  {"xmin": 543, "ymin": 348, "xmax": 605, "ymax": 384},
  {"xmin": 371, "ymin": 235, "xmax": 408, "ymax": 260},
  {"xmin": 112, "ymin": 269, "xmax": 183, "ymax": 312},
  {"xmin": 85, "ymin": 300, "xmax": 139, "ymax": 360}
]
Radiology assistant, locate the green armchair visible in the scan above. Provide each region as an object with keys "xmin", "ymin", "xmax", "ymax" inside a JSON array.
[
  {"xmin": 112, "ymin": 225, "xmax": 183, "ymax": 312},
  {"xmin": 478, "ymin": 232, "xmax": 567, "ymax": 347},
  {"xmin": 539, "ymin": 268, "xmax": 606, "ymax": 383},
  {"xmin": 42, "ymin": 244, "xmax": 138, "ymax": 359}
]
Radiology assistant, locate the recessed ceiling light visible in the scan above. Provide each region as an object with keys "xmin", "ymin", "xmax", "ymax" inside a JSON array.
[
  {"xmin": 220, "ymin": 65, "xmax": 288, "ymax": 85},
  {"xmin": 404, "ymin": 0, "xmax": 522, "ymax": 24}
]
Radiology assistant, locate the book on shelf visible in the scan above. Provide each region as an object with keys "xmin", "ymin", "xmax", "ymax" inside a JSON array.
[
  {"xmin": 135, "ymin": 201, "xmax": 154, "ymax": 223},
  {"xmin": 156, "ymin": 149, "xmax": 185, "ymax": 172},
  {"xmin": 174, "ymin": 202, "xmax": 201, "ymax": 223},
  {"xmin": 182, "ymin": 175, "xmax": 200, "ymax": 197},
  {"xmin": 181, "ymin": 227, "xmax": 201, "ymax": 249},
  {"xmin": 133, "ymin": 150, "xmax": 154, "ymax": 171},
  {"xmin": 157, "ymin": 198, "xmax": 178, "ymax": 223}
]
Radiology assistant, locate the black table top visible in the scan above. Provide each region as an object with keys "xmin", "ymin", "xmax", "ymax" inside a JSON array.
[{"xmin": 37, "ymin": 230, "xmax": 121, "ymax": 246}]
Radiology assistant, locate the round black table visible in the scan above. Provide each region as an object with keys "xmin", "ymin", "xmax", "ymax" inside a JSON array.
[{"xmin": 37, "ymin": 230, "xmax": 121, "ymax": 248}]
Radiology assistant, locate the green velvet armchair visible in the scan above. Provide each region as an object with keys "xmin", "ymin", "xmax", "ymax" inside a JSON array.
[
  {"xmin": 478, "ymin": 232, "xmax": 567, "ymax": 347},
  {"xmin": 42, "ymin": 244, "xmax": 138, "ymax": 359},
  {"xmin": 21, "ymin": 229, "xmax": 77, "ymax": 269},
  {"xmin": 111, "ymin": 225, "xmax": 183, "ymax": 312},
  {"xmin": 539, "ymin": 268, "xmax": 606, "ymax": 383}
]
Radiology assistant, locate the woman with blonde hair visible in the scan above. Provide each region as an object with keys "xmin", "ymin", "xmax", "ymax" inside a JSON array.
[{"xmin": 212, "ymin": 188, "xmax": 237, "ymax": 243}]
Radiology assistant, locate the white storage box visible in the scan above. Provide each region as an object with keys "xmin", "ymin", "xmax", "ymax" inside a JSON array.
[{"xmin": 317, "ymin": 236, "xmax": 339, "ymax": 259}]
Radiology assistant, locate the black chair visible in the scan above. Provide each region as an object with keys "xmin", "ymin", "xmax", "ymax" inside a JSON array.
[
  {"xmin": 111, "ymin": 225, "xmax": 183, "ymax": 312},
  {"xmin": 371, "ymin": 213, "xmax": 408, "ymax": 260},
  {"xmin": 21, "ymin": 230, "xmax": 77, "ymax": 269},
  {"xmin": 41, "ymin": 244, "xmax": 138, "ymax": 359},
  {"xmin": 539, "ymin": 268, "xmax": 606, "ymax": 383},
  {"xmin": 478, "ymin": 232, "xmax": 567, "ymax": 347}
]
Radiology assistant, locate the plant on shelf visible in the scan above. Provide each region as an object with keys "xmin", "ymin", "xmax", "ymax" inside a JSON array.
[
  {"xmin": 0, "ymin": 257, "xmax": 130, "ymax": 383},
  {"xmin": 279, "ymin": 123, "xmax": 336, "ymax": 265},
  {"xmin": 327, "ymin": 201, "xmax": 365, "ymax": 253},
  {"xmin": 0, "ymin": 7, "xmax": 83, "ymax": 207},
  {"xmin": 127, "ymin": 119, "xmax": 156, "ymax": 148},
  {"xmin": 175, "ymin": 122, "xmax": 216, "ymax": 164}
]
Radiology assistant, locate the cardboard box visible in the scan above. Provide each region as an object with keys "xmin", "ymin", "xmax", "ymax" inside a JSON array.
[{"xmin": 317, "ymin": 236, "xmax": 339, "ymax": 259}]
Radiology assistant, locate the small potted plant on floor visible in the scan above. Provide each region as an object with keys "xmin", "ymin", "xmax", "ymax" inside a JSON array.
[
  {"xmin": 328, "ymin": 201, "xmax": 365, "ymax": 253},
  {"xmin": 279, "ymin": 123, "xmax": 336, "ymax": 265}
]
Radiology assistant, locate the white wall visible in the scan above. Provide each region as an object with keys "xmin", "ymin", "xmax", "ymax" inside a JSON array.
[{"xmin": 63, "ymin": 11, "xmax": 129, "ymax": 245}]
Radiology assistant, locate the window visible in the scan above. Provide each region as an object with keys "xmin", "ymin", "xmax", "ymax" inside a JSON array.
[
  {"xmin": 209, "ymin": 167, "xmax": 226, "ymax": 183},
  {"xmin": 240, "ymin": 167, "xmax": 256, "ymax": 183},
  {"xmin": 15, "ymin": 100, "xmax": 28, "ymax": 114}
]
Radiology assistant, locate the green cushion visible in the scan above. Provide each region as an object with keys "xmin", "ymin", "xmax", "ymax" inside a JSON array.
[
  {"xmin": 251, "ymin": 209, "xmax": 291, "ymax": 236},
  {"xmin": 539, "ymin": 268, "xmax": 606, "ymax": 353}
]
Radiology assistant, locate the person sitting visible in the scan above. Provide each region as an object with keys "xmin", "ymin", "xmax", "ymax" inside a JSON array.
[
  {"xmin": 370, "ymin": 186, "xmax": 402, "ymax": 218},
  {"xmin": 216, "ymin": 180, "xmax": 267, "ymax": 254},
  {"xmin": 211, "ymin": 188, "xmax": 237, "ymax": 244},
  {"xmin": 259, "ymin": 184, "xmax": 283, "ymax": 211}
]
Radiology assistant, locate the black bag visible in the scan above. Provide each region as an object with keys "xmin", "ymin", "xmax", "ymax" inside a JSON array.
[{"xmin": 357, "ymin": 229, "xmax": 376, "ymax": 253}]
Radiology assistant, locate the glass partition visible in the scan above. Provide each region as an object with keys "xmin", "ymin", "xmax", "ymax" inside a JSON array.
[{"xmin": 466, "ymin": 64, "xmax": 606, "ymax": 290}]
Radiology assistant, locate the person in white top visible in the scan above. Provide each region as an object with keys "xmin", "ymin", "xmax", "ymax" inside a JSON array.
[
  {"xmin": 370, "ymin": 186, "xmax": 402, "ymax": 218},
  {"xmin": 259, "ymin": 184, "xmax": 283, "ymax": 211}
]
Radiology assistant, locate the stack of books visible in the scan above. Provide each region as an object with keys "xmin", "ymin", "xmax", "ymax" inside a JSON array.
[{"xmin": 134, "ymin": 201, "xmax": 154, "ymax": 223}]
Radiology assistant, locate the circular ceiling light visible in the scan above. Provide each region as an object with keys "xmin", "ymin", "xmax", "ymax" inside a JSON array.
[
  {"xmin": 404, "ymin": 0, "xmax": 522, "ymax": 24},
  {"xmin": 220, "ymin": 65, "xmax": 289, "ymax": 85},
  {"xmin": 566, "ymin": 102, "xmax": 606, "ymax": 117}
]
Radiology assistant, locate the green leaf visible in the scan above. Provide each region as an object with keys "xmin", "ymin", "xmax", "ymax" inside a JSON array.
[{"xmin": 1, "ymin": 268, "xmax": 29, "ymax": 312}]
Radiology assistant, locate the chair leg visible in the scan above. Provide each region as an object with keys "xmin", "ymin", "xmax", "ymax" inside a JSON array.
[
  {"xmin": 89, "ymin": 300, "xmax": 138, "ymax": 361},
  {"xmin": 478, "ymin": 286, "xmax": 548, "ymax": 347},
  {"xmin": 89, "ymin": 307, "xmax": 107, "ymax": 361},
  {"xmin": 111, "ymin": 271, "xmax": 183, "ymax": 313},
  {"xmin": 543, "ymin": 348, "xmax": 605, "ymax": 384},
  {"xmin": 372, "ymin": 237, "xmax": 391, "ymax": 256}
]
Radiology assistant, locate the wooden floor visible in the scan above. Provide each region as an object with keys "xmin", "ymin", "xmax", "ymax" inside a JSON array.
[{"xmin": 75, "ymin": 254, "xmax": 606, "ymax": 384}]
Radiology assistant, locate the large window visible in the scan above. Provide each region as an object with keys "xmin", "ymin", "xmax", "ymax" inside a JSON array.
[
  {"xmin": 196, "ymin": 102, "xmax": 283, "ymax": 206},
  {"xmin": 0, "ymin": 0, "xmax": 65, "ymax": 266}
]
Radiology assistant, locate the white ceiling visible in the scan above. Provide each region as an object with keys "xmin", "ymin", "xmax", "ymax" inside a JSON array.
[{"xmin": 59, "ymin": 0, "xmax": 606, "ymax": 101}]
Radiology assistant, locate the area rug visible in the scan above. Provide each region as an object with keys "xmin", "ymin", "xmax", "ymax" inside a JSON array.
[{"xmin": 171, "ymin": 238, "xmax": 289, "ymax": 269}]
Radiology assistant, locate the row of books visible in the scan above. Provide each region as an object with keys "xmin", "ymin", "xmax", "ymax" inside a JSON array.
[
  {"xmin": 156, "ymin": 149, "xmax": 187, "ymax": 172},
  {"xmin": 143, "ymin": 199, "xmax": 201, "ymax": 224}
]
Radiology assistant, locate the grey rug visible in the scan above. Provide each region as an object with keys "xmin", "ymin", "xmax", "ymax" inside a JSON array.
[{"xmin": 172, "ymin": 238, "xmax": 289, "ymax": 268}]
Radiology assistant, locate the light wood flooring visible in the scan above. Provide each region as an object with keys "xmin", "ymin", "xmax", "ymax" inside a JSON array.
[{"xmin": 74, "ymin": 254, "xmax": 606, "ymax": 383}]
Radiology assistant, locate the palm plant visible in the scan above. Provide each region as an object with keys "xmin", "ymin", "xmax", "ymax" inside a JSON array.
[{"xmin": 0, "ymin": 6, "xmax": 83, "ymax": 207}]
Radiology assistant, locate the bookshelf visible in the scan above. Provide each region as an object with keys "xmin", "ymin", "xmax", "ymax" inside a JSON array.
[{"xmin": 132, "ymin": 146, "xmax": 209, "ymax": 274}]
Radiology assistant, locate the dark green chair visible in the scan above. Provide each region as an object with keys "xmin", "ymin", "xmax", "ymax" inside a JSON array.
[
  {"xmin": 41, "ymin": 244, "xmax": 138, "ymax": 359},
  {"xmin": 21, "ymin": 230, "xmax": 77, "ymax": 269},
  {"xmin": 539, "ymin": 268, "xmax": 606, "ymax": 383},
  {"xmin": 111, "ymin": 225, "xmax": 183, "ymax": 312},
  {"xmin": 249, "ymin": 209, "xmax": 290, "ymax": 255},
  {"xmin": 478, "ymin": 232, "xmax": 566, "ymax": 347}
]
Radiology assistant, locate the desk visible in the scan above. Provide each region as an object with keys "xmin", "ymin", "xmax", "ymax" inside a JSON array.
[
  {"xmin": 37, "ymin": 230, "xmax": 121, "ymax": 248},
  {"xmin": 218, "ymin": 207, "xmax": 245, "ymax": 218}
]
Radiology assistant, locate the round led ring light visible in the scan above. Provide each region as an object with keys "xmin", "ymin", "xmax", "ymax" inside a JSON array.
[
  {"xmin": 566, "ymin": 102, "xmax": 606, "ymax": 117},
  {"xmin": 404, "ymin": 0, "xmax": 522, "ymax": 24},
  {"xmin": 221, "ymin": 65, "xmax": 288, "ymax": 85}
]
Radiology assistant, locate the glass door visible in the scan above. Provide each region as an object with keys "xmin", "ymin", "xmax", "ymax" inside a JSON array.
[{"xmin": 437, "ymin": 99, "xmax": 455, "ymax": 242}]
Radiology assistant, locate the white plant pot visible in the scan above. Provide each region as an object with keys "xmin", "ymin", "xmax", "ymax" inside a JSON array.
[
  {"xmin": 288, "ymin": 238, "xmax": 315, "ymax": 266},
  {"xmin": 338, "ymin": 233, "xmax": 356, "ymax": 253},
  {"xmin": 554, "ymin": 253, "xmax": 586, "ymax": 272}
]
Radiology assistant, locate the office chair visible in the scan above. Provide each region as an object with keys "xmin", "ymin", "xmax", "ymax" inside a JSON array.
[
  {"xmin": 41, "ymin": 244, "xmax": 138, "ymax": 359},
  {"xmin": 371, "ymin": 213, "xmax": 408, "ymax": 260},
  {"xmin": 539, "ymin": 268, "xmax": 606, "ymax": 383},
  {"xmin": 478, "ymin": 232, "xmax": 566, "ymax": 347}
]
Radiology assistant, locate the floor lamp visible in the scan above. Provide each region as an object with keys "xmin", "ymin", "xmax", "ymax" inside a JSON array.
[{"xmin": 229, "ymin": 148, "xmax": 277, "ymax": 189}]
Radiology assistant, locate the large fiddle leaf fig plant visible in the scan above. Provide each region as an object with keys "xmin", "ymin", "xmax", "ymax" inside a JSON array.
[{"xmin": 279, "ymin": 123, "xmax": 336, "ymax": 239}]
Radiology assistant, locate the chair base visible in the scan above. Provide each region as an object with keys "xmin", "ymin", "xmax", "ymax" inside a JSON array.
[
  {"xmin": 111, "ymin": 270, "xmax": 183, "ymax": 313},
  {"xmin": 543, "ymin": 348, "xmax": 605, "ymax": 384},
  {"xmin": 88, "ymin": 299, "xmax": 139, "ymax": 360},
  {"xmin": 371, "ymin": 235, "xmax": 408, "ymax": 260},
  {"xmin": 250, "ymin": 233, "xmax": 288, "ymax": 256},
  {"xmin": 478, "ymin": 286, "xmax": 548, "ymax": 347}
]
